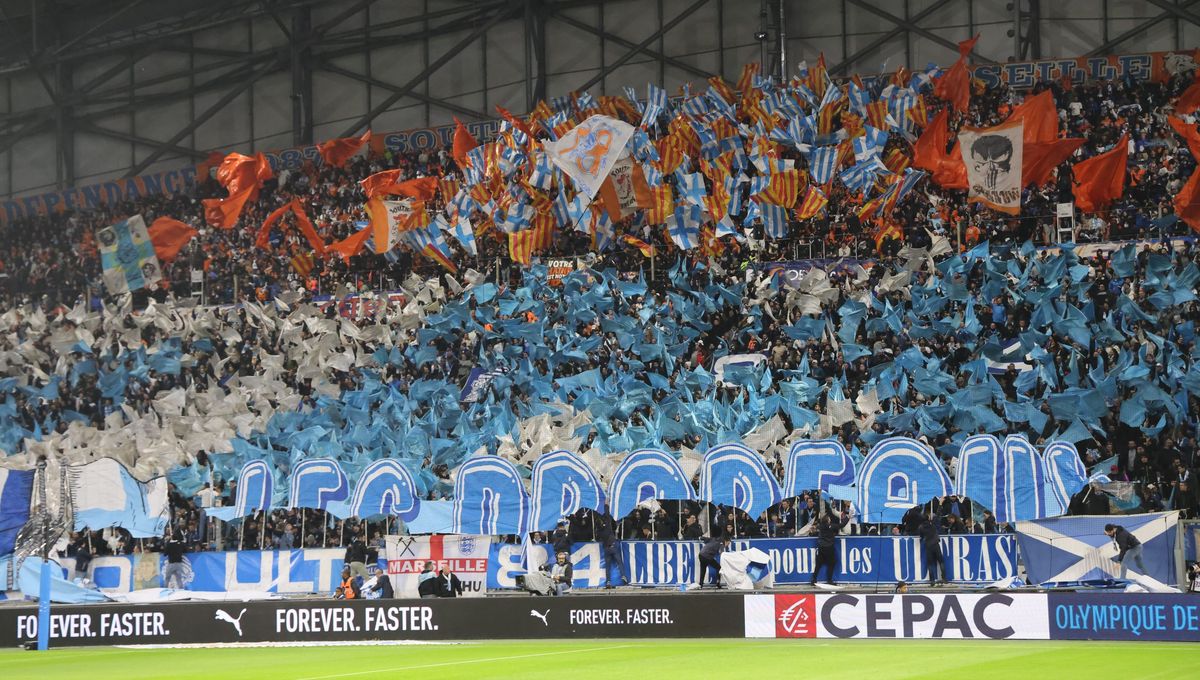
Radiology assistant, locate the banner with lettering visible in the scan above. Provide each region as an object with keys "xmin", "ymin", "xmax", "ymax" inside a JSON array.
[
  {"xmin": 384, "ymin": 534, "xmax": 489, "ymax": 597},
  {"xmin": 487, "ymin": 541, "xmax": 612, "ymax": 590},
  {"xmin": 622, "ymin": 535, "xmax": 1018, "ymax": 587}
]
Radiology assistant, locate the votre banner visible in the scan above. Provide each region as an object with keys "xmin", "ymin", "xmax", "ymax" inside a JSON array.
[{"xmin": 959, "ymin": 120, "xmax": 1024, "ymax": 215}]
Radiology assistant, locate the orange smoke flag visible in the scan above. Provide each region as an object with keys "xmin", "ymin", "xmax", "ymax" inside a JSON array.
[
  {"xmin": 317, "ymin": 130, "xmax": 371, "ymax": 168},
  {"xmin": 327, "ymin": 225, "xmax": 372, "ymax": 262},
  {"xmin": 1174, "ymin": 166, "xmax": 1200, "ymax": 233},
  {"xmin": 1006, "ymin": 90, "xmax": 1058, "ymax": 143},
  {"xmin": 1022, "ymin": 138, "xmax": 1084, "ymax": 187},
  {"xmin": 1071, "ymin": 134, "xmax": 1129, "ymax": 213},
  {"xmin": 453, "ymin": 117, "xmax": 479, "ymax": 168},
  {"xmin": 256, "ymin": 201, "xmax": 294, "ymax": 250},
  {"xmin": 621, "ymin": 233, "xmax": 656, "ymax": 258},
  {"xmin": 934, "ymin": 34, "xmax": 979, "ymax": 113},
  {"xmin": 147, "ymin": 217, "xmax": 197, "ymax": 263}
]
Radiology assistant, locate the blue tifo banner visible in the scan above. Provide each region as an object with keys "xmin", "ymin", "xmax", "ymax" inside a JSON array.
[
  {"xmin": 1015, "ymin": 511, "xmax": 1179, "ymax": 585},
  {"xmin": 88, "ymin": 549, "xmax": 387, "ymax": 594},
  {"xmin": 622, "ymin": 535, "xmax": 1018, "ymax": 586},
  {"xmin": 1048, "ymin": 593, "xmax": 1200, "ymax": 641}
]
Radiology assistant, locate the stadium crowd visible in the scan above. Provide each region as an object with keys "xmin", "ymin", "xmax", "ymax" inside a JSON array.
[{"xmin": 0, "ymin": 62, "xmax": 1198, "ymax": 567}]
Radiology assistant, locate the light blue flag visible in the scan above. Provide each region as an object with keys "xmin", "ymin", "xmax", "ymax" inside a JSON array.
[
  {"xmin": 529, "ymin": 450, "xmax": 606, "ymax": 531},
  {"xmin": 699, "ymin": 443, "xmax": 782, "ymax": 519},
  {"xmin": 856, "ymin": 437, "xmax": 952, "ymax": 523},
  {"xmin": 782, "ymin": 439, "xmax": 856, "ymax": 497},
  {"xmin": 0, "ymin": 468, "xmax": 34, "ymax": 556},
  {"xmin": 70, "ymin": 458, "xmax": 168, "ymax": 538},
  {"xmin": 288, "ymin": 458, "xmax": 350, "ymax": 510},
  {"xmin": 349, "ymin": 458, "xmax": 421, "ymax": 520},
  {"xmin": 452, "ymin": 455, "xmax": 530, "ymax": 535}
]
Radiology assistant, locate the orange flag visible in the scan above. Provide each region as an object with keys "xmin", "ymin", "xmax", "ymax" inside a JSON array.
[
  {"xmin": 317, "ymin": 130, "xmax": 371, "ymax": 168},
  {"xmin": 360, "ymin": 172, "xmax": 438, "ymax": 200},
  {"xmin": 453, "ymin": 117, "xmax": 479, "ymax": 167},
  {"xmin": 195, "ymin": 151, "xmax": 225, "ymax": 182},
  {"xmin": 201, "ymin": 152, "xmax": 274, "ymax": 228},
  {"xmin": 1175, "ymin": 76, "xmax": 1200, "ymax": 115},
  {"xmin": 255, "ymin": 201, "xmax": 294, "ymax": 250},
  {"xmin": 327, "ymin": 226, "xmax": 372, "ymax": 262},
  {"xmin": 933, "ymin": 35, "xmax": 979, "ymax": 113},
  {"xmin": 1174, "ymin": 168, "xmax": 1200, "ymax": 233},
  {"xmin": 290, "ymin": 201, "xmax": 327, "ymax": 256},
  {"xmin": 1006, "ymin": 90, "xmax": 1058, "ymax": 143},
  {"xmin": 147, "ymin": 217, "xmax": 198, "ymax": 263},
  {"xmin": 1071, "ymin": 134, "xmax": 1129, "ymax": 213},
  {"xmin": 1169, "ymin": 116, "xmax": 1200, "ymax": 161},
  {"xmin": 1022, "ymin": 138, "xmax": 1085, "ymax": 187}
]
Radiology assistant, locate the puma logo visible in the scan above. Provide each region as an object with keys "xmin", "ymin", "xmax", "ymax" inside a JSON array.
[
  {"xmin": 529, "ymin": 609, "xmax": 549, "ymax": 626},
  {"xmin": 215, "ymin": 608, "xmax": 247, "ymax": 637}
]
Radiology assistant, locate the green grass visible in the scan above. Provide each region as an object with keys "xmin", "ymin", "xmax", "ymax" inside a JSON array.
[{"xmin": 0, "ymin": 639, "xmax": 1197, "ymax": 679}]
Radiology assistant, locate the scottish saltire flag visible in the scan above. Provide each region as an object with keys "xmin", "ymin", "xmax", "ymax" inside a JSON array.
[
  {"xmin": 349, "ymin": 459, "xmax": 420, "ymax": 520},
  {"xmin": 1016, "ymin": 512, "xmax": 1179, "ymax": 585},
  {"xmin": 0, "ymin": 468, "xmax": 34, "ymax": 556},
  {"xmin": 544, "ymin": 115, "xmax": 635, "ymax": 200},
  {"xmin": 234, "ymin": 460, "xmax": 274, "ymax": 517},
  {"xmin": 856, "ymin": 437, "xmax": 952, "ymax": 523},
  {"xmin": 289, "ymin": 458, "xmax": 350, "ymax": 510},
  {"xmin": 452, "ymin": 455, "xmax": 530, "ymax": 535},
  {"xmin": 97, "ymin": 215, "xmax": 163, "ymax": 295},
  {"xmin": 608, "ymin": 449, "xmax": 697, "ymax": 519},
  {"xmin": 70, "ymin": 458, "xmax": 168, "ymax": 538},
  {"xmin": 668, "ymin": 203, "xmax": 701, "ymax": 250},
  {"xmin": 529, "ymin": 450, "xmax": 606, "ymax": 532},
  {"xmin": 806, "ymin": 146, "xmax": 839, "ymax": 185},
  {"xmin": 782, "ymin": 439, "xmax": 855, "ymax": 498},
  {"xmin": 699, "ymin": 443, "xmax": 783, "ymax": 520}
]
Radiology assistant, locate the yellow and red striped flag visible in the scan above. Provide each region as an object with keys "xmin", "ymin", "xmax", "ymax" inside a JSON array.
[
  {"xmin": 622, "ymin": 233, "xmax": 656, "ymax": 258},
  {"xmin": 795, "ymin": 185, "xmax": 829, "ymax": 220}
]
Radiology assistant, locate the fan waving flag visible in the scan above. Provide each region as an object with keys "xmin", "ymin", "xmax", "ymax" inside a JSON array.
[
  {"xmin": 544, "ymin": 115, "xmax": 635, "ymax": 200},
  {"xmin": 959, "ymin": 119, "xmax": 1024, "ymax": 215},
  {"xmin": 98, "ymin": 215, "xmax": 163, "ymax": 294}
]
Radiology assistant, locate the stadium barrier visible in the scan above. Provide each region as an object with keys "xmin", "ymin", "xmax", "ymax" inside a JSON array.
[
  {"xmin": 65, "ymin": 535, "xmax": 1018, "ymax": 595},
  {"xmin": 3, "ymin": 592, "xmax": 1196, "ymax": 645}
]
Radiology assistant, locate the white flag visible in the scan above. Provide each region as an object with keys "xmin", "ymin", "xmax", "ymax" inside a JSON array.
[
  {"xmin": 959, "ymin": 120, "xmax": 1023, "ymax": 215},
  {"xmin": 543, "ymin": 114, "xmax": 635, "ymax": 200},
  {"xmin": 379, "ymin": 199, "xmax": 414, "ymax": 253}
]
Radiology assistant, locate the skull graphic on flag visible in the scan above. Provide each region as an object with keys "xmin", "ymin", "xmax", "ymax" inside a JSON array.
[{"xmin": 959, "ymin": 120, "xmax": 1023, "ymax": 215}]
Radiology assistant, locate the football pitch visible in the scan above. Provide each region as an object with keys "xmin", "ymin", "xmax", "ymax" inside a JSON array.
[{"xmin": 0, "ymin": 639, "xmax": 1197, "ymax": 679}]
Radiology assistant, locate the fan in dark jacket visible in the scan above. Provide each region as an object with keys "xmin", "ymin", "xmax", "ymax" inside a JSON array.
[
  {"xmin": 435, "ymin": 566, "xmax": 464, "ymax": 597},
  {"xmin": 809, "ymin": 511, "xmax": 849, "ymax": 586},
  {"xmin": 919, "ymin": 515, "xmax": 947, "ymax": 585}
]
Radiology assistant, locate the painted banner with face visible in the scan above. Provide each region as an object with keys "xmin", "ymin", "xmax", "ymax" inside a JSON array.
[{"xmin": 959, "ymin": 120, "xmax": 1024, "ymax": 215}]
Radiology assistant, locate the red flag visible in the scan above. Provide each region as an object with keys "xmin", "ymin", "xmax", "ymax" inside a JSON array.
[
  {"xmin": 1022, "ymin": 138, "xmax": 1085, "ymax": 187},
  {"xmin": 452, "ymin": 117, "xmax": 478, "ymax": 168},
  {"xmin": 1006, "ymin": 90, "xmax": 1058, "ymax": 143},
  {"xmin": 317, "ymin": 130, "xmax": 371, "ymax": 168},
  {"xmin": 1071, "ymin": 134, "xmax": 1129, "ymax": 213},
  {"xmin": 327, "ymin": 226, "xmax": 372, "ymax": 262},
  {"xmin": 933, "ymin": 34, "xmax": 979, "ymax": 113},
  {"xmin": 147, "ymin": 217, "xmax": 197, "ymax": 263}
]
